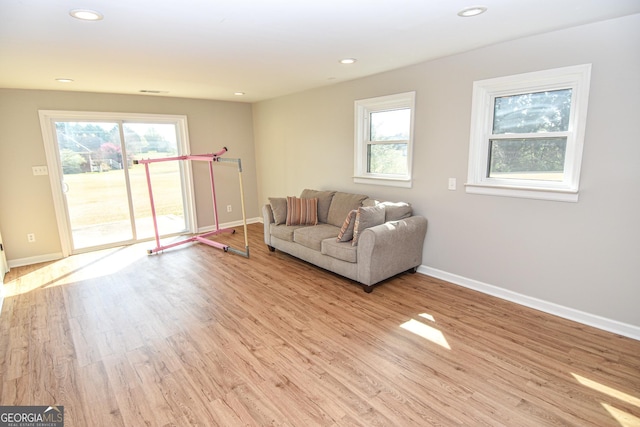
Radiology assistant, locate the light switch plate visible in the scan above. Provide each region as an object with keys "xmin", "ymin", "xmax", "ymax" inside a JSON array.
[{"xmin": 448, "ymin": 178, "xmax": 457, "ymax": 190}]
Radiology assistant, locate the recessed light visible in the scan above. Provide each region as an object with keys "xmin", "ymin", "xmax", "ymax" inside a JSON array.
[
  {"xmin": 69, "ymin": 9, "xmax": 104, "ymax": 21},
  {"xmin": 457, "ymin": 6, "xmax": 487, "ymax": 17},
  {"xmin": 339, "ymin": 58, "xmax": 357, "ymax": 64},
  {"xmin": 234, "ymin": 92, "xmax": 245, "ymax": 96},
  {"xmin": 56, "ymin": 78, "xmax": 74, "ymax": 83}
]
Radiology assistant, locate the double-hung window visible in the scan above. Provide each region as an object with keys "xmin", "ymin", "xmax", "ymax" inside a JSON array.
[
  {"xmin": 466, "ymin": 64, "xmax": 591, "ymax": 202},
  {"xmin": 354, "ymin": 91, "xmax": 415, "ymax": 188}
]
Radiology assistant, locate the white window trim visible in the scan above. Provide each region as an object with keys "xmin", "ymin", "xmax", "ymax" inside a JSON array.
[
  {"xmin": 466, "ymin": 64, "xmax": 592, "ymax": 202},
  {"xmin": 38, "ymin": 110, "xmax": 196, "ymax": 257},
  {"xmin": 354, "ymin": 91, "xmax": 415, "ymax": 188}
]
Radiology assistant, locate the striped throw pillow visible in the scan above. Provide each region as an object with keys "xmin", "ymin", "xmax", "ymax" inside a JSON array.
[
  {"xmin": 336, "ymin": 209, "xmax": 357, "ymax": 242},
  {"xmin": 286, "ymin": 197, "xmax": 318, "ymax": 226}
]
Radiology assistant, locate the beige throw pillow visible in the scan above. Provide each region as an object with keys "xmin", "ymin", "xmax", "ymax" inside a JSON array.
[
  {"xmin": 269, "ymin": 197, "xmax": 287, "ymax": 225},
  {"xmin": 352, "ymin": 205, "xmax": 386, "ymax": 246}
]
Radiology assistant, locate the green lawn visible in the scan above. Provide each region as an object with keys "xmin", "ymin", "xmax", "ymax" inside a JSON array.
[{"xmin": 64, "ymin": 161, "xmax": 184, "ymax": 227}]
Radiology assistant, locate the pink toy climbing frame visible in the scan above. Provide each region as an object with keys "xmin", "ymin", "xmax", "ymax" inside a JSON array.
[{"xmin": 135, "ymin": 147, "xmax": 249, "ymax": 257}]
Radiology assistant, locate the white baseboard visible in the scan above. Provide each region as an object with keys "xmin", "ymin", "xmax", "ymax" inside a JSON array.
[
  {"xmin": 419, "ymin": 266, "xmax": 640, "ymax": 342},
  {"xmin": 7, "ymin": 252, "xmax": 63, "ymax": 269},
  {"xmin": 197, "ymin": 217, "xmax": 261, "ymax": 233}
]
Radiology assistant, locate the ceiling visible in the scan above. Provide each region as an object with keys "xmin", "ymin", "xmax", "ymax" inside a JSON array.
[{"xmin": 1, "ymin": 1, "xmax": 639, "ymax": 103}]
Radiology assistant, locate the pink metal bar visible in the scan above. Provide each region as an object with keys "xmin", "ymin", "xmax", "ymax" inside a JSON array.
[
  {"xmin": 209, "ymin": 160, "xmax": 220, "ymax": 232},
  {"xmin": 189, "ymin": 154, "xmax": 223, "ymax": 162},
  {"xmin": 136, "ymin": 147, "xmax": 228, "ymax": 165},
  {"xmin": 137, "ymin": 155, "xmax": 188, "ymax": 164},
  {"xmin": 194, "ymin": 236, "xmax": 228, "ymax": 250},
  {"xmin": 143, "ymin": 162, "xmax": 162, "ymax": 250},
  {"xmin": 198, "ymin": 228, "xmax": 234, "ymax": 238},
  {"xmin": 145, "ymin": 231, "xmax": 234, "ymax": 255},
  {"xmin": 139, "ymin": 146, "xmax": 248, "ymax": 256},
  {"xmin": 146, "ymin": 236, "xmax": 198, "ymax": 254}
]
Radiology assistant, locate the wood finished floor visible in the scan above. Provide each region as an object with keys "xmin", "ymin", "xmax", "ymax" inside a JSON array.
[{"xmin": 1, "ymin": 223, "xmax": 639, "ymax": 426}]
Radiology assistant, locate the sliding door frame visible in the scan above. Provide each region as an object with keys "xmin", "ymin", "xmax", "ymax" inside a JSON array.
[{"xmin": 38, "ymin": 110, "xmax": 197, "ymax": 257}]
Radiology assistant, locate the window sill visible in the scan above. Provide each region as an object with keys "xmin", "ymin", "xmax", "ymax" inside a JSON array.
[
  {"xmin": 354, "ymin": 176, "xmax": 412, "ymax": 188},
  {"xmin": 465, "ymin": 183, "xmax": 579, "ymax": 202}
]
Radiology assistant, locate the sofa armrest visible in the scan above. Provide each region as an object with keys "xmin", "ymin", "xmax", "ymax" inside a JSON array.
[
  {"xmin": 356, "ymin": 216, "xmax": 428, "ymax": 286},
  {"xmin": 262, "ymin": 204, "xmax": 274, "ymax": 246}
]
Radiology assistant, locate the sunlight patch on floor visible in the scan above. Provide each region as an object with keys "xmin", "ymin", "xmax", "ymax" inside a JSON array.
[
  {"xmin": 572, "ymin": 373, "xmax": 640, "ymax": 427},
  {"xmin": 4, "ymin": 245, "xmax": 147, "ymax": 297},
  {"xmin": 400, "ymin": 314, "xmax": 451, "ymax": 349},
  {"xmin": 419, "ymin": 313, "xmax": 435, "ymax": 322},
  {"xmin": 572, "ymin": 373, "xmax": 640, "ymax": 408},
  {"xmin": 602, "ymin": 403, "xmax": 640, "ymax": 427}
]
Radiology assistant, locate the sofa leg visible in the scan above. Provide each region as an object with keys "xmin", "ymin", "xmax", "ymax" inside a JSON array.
[
  {"xmin": 407, "ymin": 266, "xmax": 418, "ymax": 274},
  {"xmin": 363, "ymin": 285, "xmax": 373, "ymax": 293},
  {"xmin": 267, "ymin": 245, "xmax": 276, "ymax": 252}
]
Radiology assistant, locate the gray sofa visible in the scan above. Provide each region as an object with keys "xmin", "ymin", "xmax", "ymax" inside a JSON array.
[{"xmin": 262, "ymin": 189, "xmax": 427, "ymax": 292}]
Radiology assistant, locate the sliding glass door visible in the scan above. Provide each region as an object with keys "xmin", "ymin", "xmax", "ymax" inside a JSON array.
[
  {"xmin": 40, "ymin": 112, "xmax": 194, "ymax": 255},
  {"xmin": 56, "ymin": 121, "xmax": 134, "ymax": 249}
]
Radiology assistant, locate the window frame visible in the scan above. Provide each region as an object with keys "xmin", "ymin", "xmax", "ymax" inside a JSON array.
[
  {"xmin": 354, "ymin": 91, "xmax": 415, "ymax": 188},
  {"xmin": 466, "ymin": 64, "xmax": 592, "ymax": 202}
]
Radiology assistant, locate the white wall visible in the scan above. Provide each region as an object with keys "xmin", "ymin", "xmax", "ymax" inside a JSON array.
[
  {"xmin": 253, "ymin": 15, "xmax": 640, "ymax": 330},
  {"xmin": 0, "ymin": 90, "xmax": 258, "ymax": 263}
]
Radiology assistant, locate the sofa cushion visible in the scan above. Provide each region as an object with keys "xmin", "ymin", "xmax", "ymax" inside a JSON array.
[
  {"xmin": 293, "ymin": 224, "xmax": 340, "ymax": 251},
  {"xmin": 270, "ymin": 224, "xmax": 306, "ymax": 242},
  {"xmin": 336, "ymin": 209, "xmax": 357, "ymax": 242},
  {"xmin": 327, "ymin": 192, "xmax": 369, "ymax": 227},
  {"xmin": 352, "ymin": 204, "xmax": 386, "ymax": 246},
  {"xmin": 286, "ymin": 196, "xmax": 318, "ymax": 226},
  {"xmin": 300, "ymin": 189, "xmax": 335, "ymax": 224},
  {"xmin": 362, "ymin": 199, "xmax": 413, "ymax": 222},
  {"xmin": 269, "ymin": 197, "xmax": 287, "ymax": 225},
  {"xmin": 322, "ymin": 239, "xmax": 357, "ymax": 263}
]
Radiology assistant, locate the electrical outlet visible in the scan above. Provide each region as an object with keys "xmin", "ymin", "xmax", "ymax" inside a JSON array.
[
  {"xmin": 226, "ymin": 205, "xmax": 232, "ymax": 212},
  {"xmin": 27, "ymin": 233, "xmax": 36, "ymax": 243},
  {"xmin": 32, "ymin": 166, "xmax": 49, "ymax": 176}
]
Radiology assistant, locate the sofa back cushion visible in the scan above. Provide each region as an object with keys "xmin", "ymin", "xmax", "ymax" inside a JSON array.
[
  {"xmin": 362, "ymin": 199, "xmax": 413, "ymax": 222},
  {"xmin": 300, "ymin": 189, "xmax": 335, "ymax": 223},
  {"xmin": 327, "ymin": 192, "xmax": 368, "ymax": 227}
]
